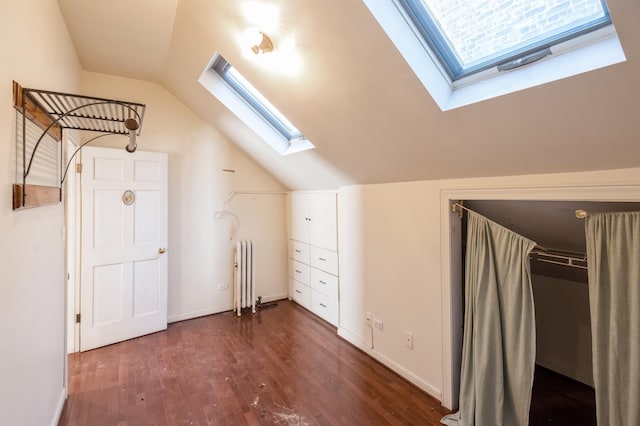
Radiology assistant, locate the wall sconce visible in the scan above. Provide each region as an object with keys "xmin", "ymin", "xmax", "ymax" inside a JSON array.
[{"xmin": 250, "ymin": 31, "xmax": 273, "ymax": 54}]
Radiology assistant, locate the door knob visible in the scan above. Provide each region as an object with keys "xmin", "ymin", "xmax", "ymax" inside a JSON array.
[{"xmin": 159, "ymin": 248, "xmax": 166, "ymax": 254}]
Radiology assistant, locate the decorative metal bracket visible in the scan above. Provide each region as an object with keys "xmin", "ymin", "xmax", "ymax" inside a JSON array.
[{"xmin": 12, "ymin": 81, "xmax": 146, "ymax": 210}]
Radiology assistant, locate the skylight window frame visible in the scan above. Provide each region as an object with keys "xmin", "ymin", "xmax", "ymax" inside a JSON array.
[
  {"xmin": 212, "ymin": 57, "xmax": 304, "ymax": 142},
  {"xmin": 362, "ymin": 0, "xmax": 625, "ymax": 110},
  {"xmin": 397, "ymin": 0, "xmax": 614, "ymax": 81},
  {"xmin": 199, "ymin": 53, "xmax": 314, "ymax": 156}
]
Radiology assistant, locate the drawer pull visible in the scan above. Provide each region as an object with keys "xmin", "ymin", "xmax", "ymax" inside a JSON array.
[
  {"xmin": 295, "ymin": 269, "xmax": 302, "ymax": 273},
  {"xmin": 295, "ymin": 249, "xmax": 302, "ymax": 253},
  {"xmin": 319, "ymin": 280, "xmax": 327, "ymax": 285},
  {"xmin": 318, "ymin": 257, "xmax": 327, "ymax": 261},
  {"xmin": 319, "ymin": 303, "xmax": 327, "ymax": 308},
  {"xmin": 295, "ymin": 290, "xmax": 302, "ymax": 294}
]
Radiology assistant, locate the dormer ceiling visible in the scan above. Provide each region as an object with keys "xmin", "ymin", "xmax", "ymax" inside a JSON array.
[{"xmin": 57, "ymin": 0, "xmax": 640, "ymax": 190}]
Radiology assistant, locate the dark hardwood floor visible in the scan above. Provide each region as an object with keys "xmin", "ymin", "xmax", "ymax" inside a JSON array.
[
  {"xmin": 529, "ymin": 365, "xmax": 596, "ymax": 426},
  {"xmin": 59, "ymin": 300, "xmax": 450, "ymax": 425}
]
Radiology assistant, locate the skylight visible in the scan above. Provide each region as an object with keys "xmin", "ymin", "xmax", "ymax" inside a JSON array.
[
  {"xmin": 400, "ymin": 0, "xmax": 612, "ymax": 80},
  {"xmin": 363, "ymin": 0, "xmax": 625, "ymax": 110},
  {"xmin": 198, "ymin": 53, "xmax": 314, "ymax": 155}
]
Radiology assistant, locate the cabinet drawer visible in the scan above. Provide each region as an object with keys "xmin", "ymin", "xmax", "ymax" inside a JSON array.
[
  {"xmin": 292, "ymin": 281, "xmax": 310, "ymax": 309},
  {"xmin": 309, "ymin": 246, "xmax": 338, "ymax": 275},
  {"xmin": 289, "ymin": 260, "xmax": 310, "ymax": 285},
  {"xmin": 311, "ymin": 290, "xmax": 338, "ymax": 325},
  {"xmin": 310, "ymin": 267, "xmax": 338, "ymax": 299},
  {"xmin": 289, "ymin": 240, "xmax": 310, "ymax": 264}
]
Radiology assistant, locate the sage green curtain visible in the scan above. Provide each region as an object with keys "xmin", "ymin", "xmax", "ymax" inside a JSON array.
[
  {"xmin": 586, "ymin": 211, "xmax": 640, "ymax": 426},
  {"xmin": 442, "ymin": 211, "xmax": 537, "ymax": 426}
]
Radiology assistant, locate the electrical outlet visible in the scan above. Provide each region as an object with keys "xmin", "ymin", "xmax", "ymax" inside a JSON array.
[
  {"xmin": 366, "ymin": 312, "xmax": 373, "ymax": 328},
  {"xmin": 374, "ymin": 319, "xmax": 383, "ymax": 331},
  {"xmin": 405, "ymin": 331, "xmax": 414, "ymax": 349},
  {"xmin": 218, "ymin": 283, "xmax": 228, "ymax": 290}
]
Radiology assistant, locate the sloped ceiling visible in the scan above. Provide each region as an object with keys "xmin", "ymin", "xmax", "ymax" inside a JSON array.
[
  {"xmin": 57, "ymin": 0, "xmax": 179, "ymax": 82},
  {"xmin": 57, "ymin": 0, "xmax": 640, "ymax": 190}
]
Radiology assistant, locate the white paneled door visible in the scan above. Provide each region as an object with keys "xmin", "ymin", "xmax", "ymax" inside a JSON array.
[{"xmin": 80, "ymin": 147, "xmax": 168, "ymax": 351}]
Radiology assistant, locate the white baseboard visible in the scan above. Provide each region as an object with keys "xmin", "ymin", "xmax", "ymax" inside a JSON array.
[
  {"xmin": 52, "ymin": 387, "xmax": 67, "ymax": 426},
  {"xmin": 369, "ymin": 349, "xmax": 442, "ymax": 401},
  {"xmin": 167, "ymin": 294, "xmax": 289, "ymax": 323},
  {"xmin": 168, "ymin": 305, "xmax": 233, "ymax": 323},
  {"xmin": 338, "ymin": 327, "xmax": 442, "ymax": 401},
  {"xmin": 338, "ymin": 326, "xmax": 372, "ymax": 351},
  {"xmin": 258, "ymin": 293, "xmax": 288, "ymax": 303}
]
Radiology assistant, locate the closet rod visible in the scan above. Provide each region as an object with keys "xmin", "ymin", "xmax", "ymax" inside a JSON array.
[
  {"xmin": 224, "ymin": 191, "xmax": 288, "ymax": 204},
  {"xmin": 530, "ymin": 248, "xmax": 587, "ymax": 270}
]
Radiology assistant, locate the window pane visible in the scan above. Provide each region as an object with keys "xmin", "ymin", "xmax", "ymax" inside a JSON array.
[
  {"xmin": 214, "ymin": 57, "xmax": 303, "ymax": 141},
  {"xmin": 403, "ymin": 0, "xmax": 611, "ymax": 79},
  {"xmin": 225, "ymin": 66, "xmax": 302, "ymax": 139},
  {"xmin": 422, "ymin": 0, "xmax": 608, "ymax": 67}
]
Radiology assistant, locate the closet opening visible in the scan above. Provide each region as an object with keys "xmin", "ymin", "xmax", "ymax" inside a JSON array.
[{"xmin": 452, "ymin": 199, "xmax": 640, "ymax": 425}]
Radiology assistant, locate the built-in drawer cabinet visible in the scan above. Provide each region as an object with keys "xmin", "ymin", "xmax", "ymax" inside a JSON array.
[
  {"xmin": 288, "ymin": 191, "xmax": 339, "ymax": 327},
  {"xmin": 289, "ymin": 245, "xmax": 340, "ymax": 327}
]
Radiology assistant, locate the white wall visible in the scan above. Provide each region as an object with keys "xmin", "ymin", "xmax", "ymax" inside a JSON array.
[
  {"xmin": 0, "ymin": 1, "xmax": 81, "ymax": 425},
  {"xmin": 337, "ymin": 166, "xmax": 640, "ymax": 405},
  {"xmin": 80, "ymin": 72, "xmax": 288, "ymax": 323},
  {"xmin": 533, "ymin": 274, "xmax": 593, "ymax": 386},
  {"xmin": 338, "ymin": 182, "xmax": 444, "ymax": 397}
]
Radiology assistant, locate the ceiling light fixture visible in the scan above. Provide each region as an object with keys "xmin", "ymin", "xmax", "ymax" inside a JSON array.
[
  {"xmin": 237, "ymin": 28, "xmax": 302, "ymax": 76},
  {"xmin": 251, "ymin": 32, "xmax": 273, "ymax": 54}
]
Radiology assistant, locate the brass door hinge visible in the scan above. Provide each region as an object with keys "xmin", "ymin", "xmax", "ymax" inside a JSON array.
[
  {"xmin": 76, "ymin": 163, "xmax": 83, "ymax": 173},
  {"xmin": 75, "ymin": 313, "xmax": 81, "ymax": 324}
]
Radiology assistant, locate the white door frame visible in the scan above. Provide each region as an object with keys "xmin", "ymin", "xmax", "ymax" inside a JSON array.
[
  {"xmin": 65, "ymin": 138, "xmax": 81, "ymax": 355},
  {"xmin": 440, "ymin": 183, "xmax": 640, "ymax": 410}
]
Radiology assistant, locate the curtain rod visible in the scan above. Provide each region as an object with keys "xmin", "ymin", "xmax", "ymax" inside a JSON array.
[
  {"xmin": 453, "ymin": 203, "xmax": 587, "ymax": 220},
  {"xmin": 451, "ymin": 202, "xmax": 471, "ymax": 217}
]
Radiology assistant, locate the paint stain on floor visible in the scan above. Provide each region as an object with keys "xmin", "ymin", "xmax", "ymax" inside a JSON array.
[{"xmin": 251, "ymin": 384, "xmax": 308, "ymax": 425}]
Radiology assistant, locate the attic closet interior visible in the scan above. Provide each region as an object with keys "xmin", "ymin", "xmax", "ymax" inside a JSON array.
[{"xmin": 453, "ymin": 200, "xmax": 640, "ymax": 426}]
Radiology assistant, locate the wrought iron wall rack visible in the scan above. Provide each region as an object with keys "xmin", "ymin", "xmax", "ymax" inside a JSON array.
[{"xmin": 12, "ymin": 81, "xmax": 146, "ymax": 210}]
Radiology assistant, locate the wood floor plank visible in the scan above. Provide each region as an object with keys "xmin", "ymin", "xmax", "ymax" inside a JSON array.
[{"xmin": 59, "ymin": 300, "xmax": 450, "ymax": 425}]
